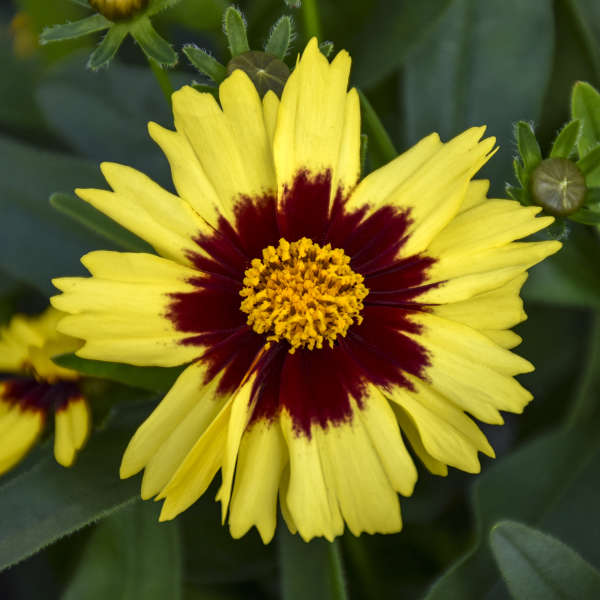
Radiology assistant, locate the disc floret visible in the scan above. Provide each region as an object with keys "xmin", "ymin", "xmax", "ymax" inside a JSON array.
[{"xmin": 240, "ymin": 238, "xmax": 368, "ymax": 353}]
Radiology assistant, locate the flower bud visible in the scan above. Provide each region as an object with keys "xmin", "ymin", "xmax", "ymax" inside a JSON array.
[
  {"xmin": 89, "ymin": 0, "xmax": 149, "ymax": 21},
  {"xmin": 530, "ymin": 158, "xmax": 586, "ymax": 217},
  {"xmin": 227, "ymin": 50, "xmax": 290, "ymax": 97}
]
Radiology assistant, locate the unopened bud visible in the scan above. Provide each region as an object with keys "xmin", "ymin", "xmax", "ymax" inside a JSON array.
[
  {"xmin": 227, "ymin": 50, "xmax": 290, "ymax": 97},
  {"xmin": 530, "ymin": 158, "xmax": 586, "ymax": 216},
  {"xmin": 89, "ymin": 0, "xmax": 149, "ymax": 21}
]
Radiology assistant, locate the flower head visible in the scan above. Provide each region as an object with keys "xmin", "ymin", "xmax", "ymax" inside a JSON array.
[
  {"xmin": 52, "ymin": 39, "xmax": 561, "ymax": 542},
  {"xmin": 0, "ymin": 308, "xmax": 90, "ymax": 475}
]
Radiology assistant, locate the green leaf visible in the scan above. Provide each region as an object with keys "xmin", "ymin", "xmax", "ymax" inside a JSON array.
[
  {"xmin": 576, "ymin": 144, "xmax": 600, "ymax": 186},
  {"xmin": 279, "ymin": 528, "xmax": 348, "ymax": 600},
  {"xmin": 0, "ymin": 135, "xmax": 112, "ymax": 295},
  {"xmin": 62, "ymin": 502, "xmax": 182, "ymax": 600},
  {"xmin": 54, "ymin": 353, "xmax": 185, "ymax": 394},
  {"xmin": 318, "ymin": 41, "xmax": 334, "ymax": 58},
  {"xmin": 265, "ymin": 16, "xmax": 293, "ymax": 59},
  {"xmin": 490, "ymin": 521, "xmax": 600, "ymax": 600},
  {"xmin": 571, "ymin": 81, "xmax": 600, "ymax": 156},
  {"xmin": 183, "ymin": 45, "xmax": 227, "ymax": 83},
  {"xmin": 523, "ymin": 225, "xmax": 600, "ymax": 309},
  {"xmin": 0, "ymin": 422, "xmax": 145, "ymax": 572},
  {"xmin": 569, "ymin": 206, "xmax": 600, "ymax": 224},
  {"xmin": 357, "ymin": 89, "xmax": 398, "ymax": 169},
  {"xmin": 88, "ymin": 24, "xmax": 128, "ymax": 70},
  {"xmin": 352, "ymin": 1, "xmax": 453, "ymax": 88},
  {"xmin": 40, "ymin": 14, "xmax": 111, "ymax": 44},
  {"xmin": 360, "ymin": 134, "xmax": 368, "ymax": 176},
  {"xmin": 130, "ymin": 18, "xmax": 178, "ymax": 68},
  {"xmin": 516, "ymin": 121, "xmax": 543, "ymax": 172},
  {"xmin": 223, "ymin": 6, "xmax": 250, "ymax": 57},
  {"xmin": 50, "ymin": 193, "xmax": 153, "ymax": 253},
  {"xmin": 404, "ymin": 0, "xmax": 553, "ymax": 194},
  {"xmin": 550, "ymin": 119, "xmax": 581, "ymax": 159}
]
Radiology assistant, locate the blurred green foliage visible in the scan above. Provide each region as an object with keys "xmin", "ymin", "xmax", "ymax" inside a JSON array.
[{"xmin": 1, "ymin": 0, "xmax": 600, "ymax": 599}]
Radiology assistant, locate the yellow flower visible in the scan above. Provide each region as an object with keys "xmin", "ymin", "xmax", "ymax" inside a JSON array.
[
  {"xmin": 0, "ymin": 308, "xmax": 91, "ymax": 475},
  {"xmin": 51, "ymin": 39, "xmax": 560, "ymax": 542}
]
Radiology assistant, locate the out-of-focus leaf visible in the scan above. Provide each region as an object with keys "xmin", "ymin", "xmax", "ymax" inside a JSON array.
[
  {"xmin": 36, "ymin": 54, "xmax": 187, "ymax": 185},
  {"xmin": 279, "ymin": 528, "xmax": 348, "ymax": 600},
  {"xmin": 523, "ymin": 226, "xmax": 600, "ymax": 309},
  {"xmin": 571, "ymin": 81, "xmax": 600, "ymax": 156},
  {"xmin": 0, "ymin": 135, "xmax": 114, "ymax": 295},
  {"xmin": 358, "ymin": 88, "xmax": 398, "ymax": 169},
  {"xmin": 50, "ymin": 193, "xmax": 153, "ymax": 253},
  {"xmin": 62, "ymin": 502, "xmax": 182, "ymax": 600},
  {"xmin": 54, "ymin": 353, "xmax": 185, "ymax": 394},
  {"xmin": 490, "ymin": 521, "xmax": 600, "ymax": 600},
  {"xmin": 403, "ymin": 0, "xmax": 553, "ymax": 194},
  {"xmin": 352, "ymin": 0, "xmax": 453, "ymax": 88},
  {"xmin": 0, "ymin": 419, "xmax": 147, "ymax": 572}
]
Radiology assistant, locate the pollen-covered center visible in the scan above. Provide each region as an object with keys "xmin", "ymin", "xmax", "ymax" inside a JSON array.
[{"xmin": 240, "ymin": 238, "xmax": 369, "ymax": 353}]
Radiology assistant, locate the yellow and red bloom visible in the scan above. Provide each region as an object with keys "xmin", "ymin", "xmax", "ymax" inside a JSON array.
[
  {"xmin": 51, "ymin": 39, "xmax": 560, "ymax": 542},
  {"xmin": 0, "ymin": 308, "xmax": 90, "ymax": 475}
]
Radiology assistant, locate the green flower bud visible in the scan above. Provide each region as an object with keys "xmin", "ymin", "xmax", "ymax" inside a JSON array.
[
  {"xmin": 530, "ymin": 158, "xmax": 586, "ymax": 217},
  {"xmin": 89, "ymin": 0, "xmax": 149, "ymax": 21},
  {"xmin": 227, "ymin": 51, "xmax": 290, "ymax": 97}
]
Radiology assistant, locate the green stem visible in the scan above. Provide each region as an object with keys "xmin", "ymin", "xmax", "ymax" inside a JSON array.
[
  {"xmin": 358, "ymin": 88, "xmax": 398, "ymax": 169},
  {"xmin": 328, "ymin": 540, "xmax": 348, "ymax": 600},
  {"xmin": 302, "ymin": 0, "xmax": 322, "ymax": 40},
  {"xmin": 148, "ymin": 57, "xmax": 173, "ymax": 107}
]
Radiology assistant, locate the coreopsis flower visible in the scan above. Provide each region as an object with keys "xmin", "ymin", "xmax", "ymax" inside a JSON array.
[
  {"xmin": 0, "ymin": 308, "xmax": 90, "ymax": 475},
  {"xmin": 52, "ymin": 39, "xmax": 561, "ymax": 542}
]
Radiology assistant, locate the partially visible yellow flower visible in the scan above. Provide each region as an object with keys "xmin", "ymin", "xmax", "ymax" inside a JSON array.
[
  {"xmin": 52, "ymin": 39, "xmax": 561, "ymax": 543},
  {"xmin": 10, "ymin": 12, "xmax": 38, "ymax": 58},
  {"xmin": 0, "ymin": 308, "xmax": 90, "ymax": 475}
]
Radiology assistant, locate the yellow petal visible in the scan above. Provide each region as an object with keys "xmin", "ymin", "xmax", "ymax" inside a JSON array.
[
  {"xmin": 228, "ymin": 421, "xmax": 288, "ymax": 543},
  {"xmin": 0, "ymin": 406, "xmax": 44, "ymax": 475},
  {"xmin": 171, "ymin": 75, "xmax": 275, "ymax": 216},
  {"xmin": 389, "ymin": 376, "xmax": 494, "ymax": 474},
  {"xmin": 121, "ymin": 361, "xmax": 223, "ymax": 479},
  {"xmin": 347, "ymin": 127, "xmax": 496, "ymax": 258},
  {"xmin": 280, "ymin": 411, "xmax": 344, "ymax": 542},
  {"xmin": 262, "ymin": 90, "xmax": 280, "ymax": 146},
  {"xmin": 76, "ymin": 163, "xmax": 211, "ymax": 266},
  {"xmin": 274, "ymin": 38, "xmax": 359, "ymax": 201},
  {"xmin": 482, "ymin": 329, "xmax": 523, "ymax": 349},
  {"xmin": 54, "ymin": 396, "xmax": 90, "ymax": 468}
]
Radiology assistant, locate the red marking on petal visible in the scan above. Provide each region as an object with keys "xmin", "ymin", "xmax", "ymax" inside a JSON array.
[{"xmin": 1, "ymin": 378, "xmax": 81, "ymax": 414}]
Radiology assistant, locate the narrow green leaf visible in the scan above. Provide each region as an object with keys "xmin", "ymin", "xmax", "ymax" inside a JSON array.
[
  {"xmin": 223, "ymin": 7, "xmax": 250, "ymax": 57},
  {"xmin": 571, "ymin": 81, "xmax": 600, "ymax": 156},
  {"xmin": 131, "ymin": 18, "xmax": 178, "ymax": 67},
  {"xmin": 54, "ymin": 353, "xmax": 185, "ymax": 394},
  {"xmin": 265, "ymin": 16, "xmax": 293, "ymax": 59},
  {"xmin": 550, "ymin": 119, "xmax": 582, "ymax": 158},
  {"xmin": 87, "ymin": 24, "xmax": 128, "ymax": 70},
  {"xmin": 279, "ymin": 527, "xmax": 348, "ymax": 600},
  {"xmin": 516, "ymin": 121, "xmax": 543, "ymax": 171},
  {"xmin": 490, "ymin": 521, "xmax": 600, "ymax": 600},
  {"xmin": 40, "ymin": 14, "xmax": 110, "ymax": 44},
  {"xmin": 319, "ymin": 40, "xmax": 334, "ymax": 58},
  {"xmin": 576, "ymin": 144, "xmax": 600, "ymax": 186},
  {"xmin": 62, "ymin": 502, "xmax": 182, "ymax": 600},
  {"xmin": 50, "ymin": 193, "xmax": 153, "ymax": 253},
  {"xmin": 0, "ymin": 424, "xmax": 143, "ymax": 572},
  {"xmin": 357, "ymin": 89, "xmax": 398, "ymax": 170},
  {"xmin": 360, "ymin": 134, "xmax": 368, "ymax": 176},
  {"xmin": 183, "ymin": 45, "xmax": 227, "ymax": 83}
]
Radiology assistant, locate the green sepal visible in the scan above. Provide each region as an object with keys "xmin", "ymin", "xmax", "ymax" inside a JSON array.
[
  {"xmin": 512, "ymin": 157, "xmax": 527, "ymax": 187},
  {"xmin": 360, "ymin": 134, "xmax": 368, "ymax": 176},
  {"xmin": 130, "ymin": 18, "xmax": 178, "ymax": 67},
  {"xmin": 40, "ymin": 13, "xmax": 110, "ymax": 44},
  {"xmin": 515, "ymin": 121, "xmax": 542, "ymax": 172},
  {"xmin": 319, "ymin": 41, "xmax": 334, "ymax": 58},
  {"xmin": 223, "ymin": 6, "xmax": 250, "ymax": 57},
  {"xmin": 571, "ymin": 81, "xmax": 600, "ymax": 157},
  {"xmin": 490, "ymin": 520, "xmax": 600, "ymax": 600},
  {"xmin": 265, "ymin": 15, "xmax": 294, "ymax": 59},
  {"xmin": 576, "ymin": 144, "xmax": 600, "ymax": 187},
  {"xmin": 550, "ymin": 119, "xmax": 581, "ymax": 159},
  {"xmin": 190, "ymin": 81, "xmax": 219, "ymax": 98},
  {"xmin": 569, "ymin": 188, "xmax": 600, "ymax": 224},
  {"xmin": 146, "ymin": 0, "xmax": 183, "ymax": 18},
  {"xmin": 183, "ymin": 45, "xmax": 227, "ymax": 83},
  {"xmin": 50, "ymin": 193, "xmax": 153, "ymax": 253},
  {"xmin": 69, "ymin": 0, "xmax": 91, "ymax": 7},
  {"xmin": 54, "ymin": 353, "xmax": 185, "ymax": 394},
  {"xmin": 87, "ymin": 24, "xmax": 128, "ymax": 70},
  {"xmin": 506, "ymin": 183, "xmax": 530, "ymax": 205}
]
